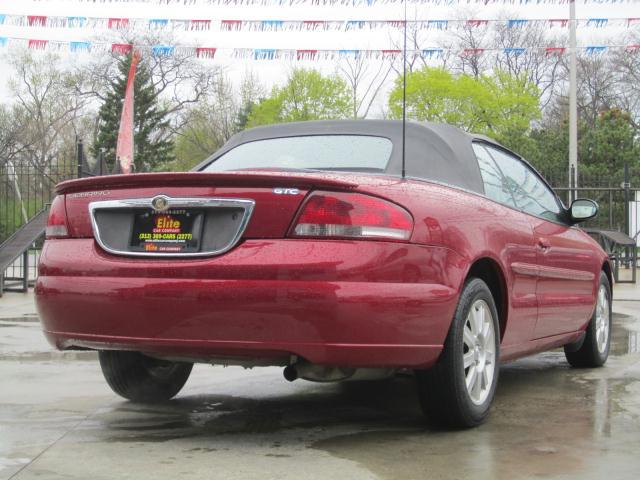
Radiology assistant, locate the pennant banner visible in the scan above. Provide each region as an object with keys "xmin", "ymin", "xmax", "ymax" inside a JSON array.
[
  {"xmin": 0, "ymin": 36, "xmax": 635, "ymax": 60},
  {"xmin": 1, "ymin": 14, "xmax": 639, "ymax": 31},
  {"xmin": 17, "ymin": 0, "xmax": 640, "ymax": 5}
]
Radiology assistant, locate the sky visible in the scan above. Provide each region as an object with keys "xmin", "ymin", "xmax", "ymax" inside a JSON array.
[{"xmin": 0, "ymin": 0, "xmax": 638, "ymax": 111}]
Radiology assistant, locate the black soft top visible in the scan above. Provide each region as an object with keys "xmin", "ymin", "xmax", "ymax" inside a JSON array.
[{"xmin": 196, "ymin": 119, "xmax": 509, "ymax": 195}]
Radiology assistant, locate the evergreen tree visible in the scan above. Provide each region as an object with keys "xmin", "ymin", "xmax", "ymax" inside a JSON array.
[{"xmin": 91, "ymin": 54, "xmax": 174, "ymax": 172}]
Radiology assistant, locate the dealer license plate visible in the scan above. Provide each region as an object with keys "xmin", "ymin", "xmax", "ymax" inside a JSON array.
[{"xmin": 129, "ymin": 209, "xmax": 203, "ymax": 254}]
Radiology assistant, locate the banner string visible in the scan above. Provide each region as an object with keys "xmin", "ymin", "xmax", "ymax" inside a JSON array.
[
  {"xmin": 24, "ymin": 0, "xmax": 640, "ymax": 5},
  {"xmin": 1, "ymin": 35, "xmax": 637, "ymax": 59},
  {"xmin": 1, "ymin": 15, "xmax": 639, "ymax": 31}
]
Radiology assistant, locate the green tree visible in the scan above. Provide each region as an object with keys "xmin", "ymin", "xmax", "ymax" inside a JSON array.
[
  {"xmin": 579, "ymin": 109, "xmax": 640, "ymax": 177},
  {"xmin": 91, "ymin": 54, "xmax": 173, "ymax": 172},
  {"xmin": 247, "ymin": 69, "xmax": 352, "ymax": 127},
  {"xmin": 388, "ymin": 67, "xmax": 540, "ymax": 145}
]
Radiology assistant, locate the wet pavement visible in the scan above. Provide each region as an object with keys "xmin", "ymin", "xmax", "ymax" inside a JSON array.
[{"xmin": 0, "ymin": 291, "xmax": 639, "ymax": 480}]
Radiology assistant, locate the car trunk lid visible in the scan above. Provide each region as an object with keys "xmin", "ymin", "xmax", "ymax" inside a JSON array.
[{"xmin": 60, "ymin": 171, "xmax": 358, "ymax": 256}]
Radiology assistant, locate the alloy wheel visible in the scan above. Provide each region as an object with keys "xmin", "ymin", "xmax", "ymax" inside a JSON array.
[
  {"xmin": 595, "ymin": 285, "xmax": 610, "ymax": 354},
  {"xmin": 463, "ymin": 299, "xmax": 496, "ymax": 405}
]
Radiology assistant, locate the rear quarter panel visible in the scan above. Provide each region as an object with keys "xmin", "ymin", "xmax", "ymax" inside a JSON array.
[{"xmin": 356, "ymin": 180, "xmax": 540, "ymax": 348}]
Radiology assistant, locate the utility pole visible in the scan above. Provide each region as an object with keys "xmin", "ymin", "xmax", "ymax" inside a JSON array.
[{"xmin": 569, "ymin": 0, "xmax": 578, "ymax": 203}]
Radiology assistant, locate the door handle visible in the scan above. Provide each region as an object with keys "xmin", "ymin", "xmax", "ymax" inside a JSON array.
[{"xmin": 537, "ymin": 238, "xmax": 551, "ymax": 251}]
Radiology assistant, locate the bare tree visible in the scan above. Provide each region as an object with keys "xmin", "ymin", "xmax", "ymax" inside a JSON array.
[
  {"xmin": 7, "ymin": 48, "xmax": 87, "ymax": 172},
  {"xmin": 338, "ymin": 54, "xmax": 393, "ymax": 118},
  {"xmin": 492, "ymin": 20, "xmax": 566, "ymax": 110},
  {"xmin": 171, "ymin": 72, "xmax": 265, "ymax": 170},
  {"xmin": 612, "ymin": 32, "xmax": 640, "ymax": 130},
  {"xmin": 75, "ymin": 29, "xmax": 222, "ymax": 133}
]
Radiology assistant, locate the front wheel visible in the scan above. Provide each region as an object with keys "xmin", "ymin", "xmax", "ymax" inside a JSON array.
[
  {"xmin": 99, "ymin": 351, "xmax": 193, "ymax": 402},
  {"xmin": 564, "ymin": 271, "xmax": 612, "ymax": 368},
  {"xmin": 416, "ymin": 278, "xmax": 500, "ymax": 428}
]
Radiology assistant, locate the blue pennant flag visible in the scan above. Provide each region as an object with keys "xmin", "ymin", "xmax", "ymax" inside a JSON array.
[
  {"xmin": 339, "ymin": 49, "xmax": 360, "ymax": 57},
  {"xmin": 422, "ymin": 48, "xmax": 444, "ymax": 58},
  {"xmin": 427, "ymin": 20, "xmax": 448, "ymax": 30},
  {"xmin": 152, "ymin": 45, "xmax": 175, "ymax": 56},
  {"xmin": 504, "ymin": 47, "xmax": 526, "ymax": 55},
  {"xmin": 587, "ymin": 18, "xmax": 608, "ymax": 27},
  {"xmin": 70, "ymin": 41, "xmax": 91, "ymax": 52},
  {"xmin": 253, "ymin": 49, "xmax": 276, "ymax": 60},
  {"xmin": 67, "ymin": 16, "xmax": 86, "ymax": 27},
  {"xmin": 261, "ymin": 20, "xmax": 283, "ymax": 30},
  {"xmin": 0, "ymin": 37, "xmax": 7, "ymax": 47},
  {"xmin": 585, "ymin": 46, "xmax": 608, "ymax": 55},
  {"xmin": 149, "ymin": 19, "xmax": 169, "ymax": 28},
  {"xmin": 0, "ymin": 14, "xmax": 5, "ymax": 25},
  {"xmin": 507, "ymin": 19, "xmax": 529, "ymax": 29},
  {"xmin": 346, "ymin": 20, "xmax": 365, "ymax": 30}
]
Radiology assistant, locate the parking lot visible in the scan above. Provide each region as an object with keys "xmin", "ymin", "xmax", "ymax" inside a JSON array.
[{"xmin": 1, "ymin": 288, "xmax": 639, "ymax": 480}]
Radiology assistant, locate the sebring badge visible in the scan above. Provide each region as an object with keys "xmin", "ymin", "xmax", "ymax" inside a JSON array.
[{"xmin": 151, "ymin": 195, "xmax": 170, "ymax": 212}]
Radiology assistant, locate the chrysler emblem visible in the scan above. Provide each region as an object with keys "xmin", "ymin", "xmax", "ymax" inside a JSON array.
[{"xmin": 151, "ymin": 195, "xmax": 169, "ymax": 212}]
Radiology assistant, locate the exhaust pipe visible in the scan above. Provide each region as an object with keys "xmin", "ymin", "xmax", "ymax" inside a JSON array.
[
  {"xmin": 283, "ymin": 361, "xmax": 355, "ymax": 383},
  {"xmin": 283, "ymin": 364, "xmax": 298, "ymax": 382}
]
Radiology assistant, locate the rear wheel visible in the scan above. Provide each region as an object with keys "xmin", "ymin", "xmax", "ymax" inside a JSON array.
[
  {"xmin": 99, "ymin": 351, "xmax": 193, "ymax": 402},
  {"xmin": 564, "ymin": 272, "xmax": 611, "ymax": 368},
  {"xmin": 416, "ymin": 278, "xmax": 500, "ymax": 428}
]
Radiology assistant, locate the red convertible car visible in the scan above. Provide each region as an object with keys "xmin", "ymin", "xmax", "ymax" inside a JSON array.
[{"xmin": 36, "ymin": 120, "xmax": 612, "ymax": 428}]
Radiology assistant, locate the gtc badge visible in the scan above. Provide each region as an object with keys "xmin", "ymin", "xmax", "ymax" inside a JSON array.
[
  {"xmin": 273, "ymin": 188, "xmax": 300, "ymax": 195},
  {"xmin": 151, "ymin": 195, "xmax": 170, "ymax": 212}
]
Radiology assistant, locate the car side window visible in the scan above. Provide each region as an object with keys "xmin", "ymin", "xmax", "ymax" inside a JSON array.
[
  {"xmin": 472, "ymin": 144, "xmax": 518, "ymax": 209},
  {"xmin": 484, "ymin": 146, "xmax": 562, "ymax": 222}
]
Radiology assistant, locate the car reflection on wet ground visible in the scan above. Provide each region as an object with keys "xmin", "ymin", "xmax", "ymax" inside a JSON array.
[{"xmin": 0, "ymin": 300, "xmax": 639, "ymax": 479}]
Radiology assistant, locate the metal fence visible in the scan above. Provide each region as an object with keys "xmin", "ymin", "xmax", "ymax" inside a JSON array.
[
  {"xmin": 0, "ymin": 140, "xmax": 89, "ymax": 291},
  {"xmin": 0, "ymin": 156, "xmax": 78, "ymax": 245},
  {"xmin": 542, "ymin": 165, "xmax": 640, "ymax": 239},
  {"xmin": 1, "ymin": 149, "xmax": 639, "ymax": 291}
]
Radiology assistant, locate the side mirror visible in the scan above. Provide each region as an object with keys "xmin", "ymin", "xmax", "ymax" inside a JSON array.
[{"xmin": 570, "ymin": 199, "xmax": 598, "ymax": 224}]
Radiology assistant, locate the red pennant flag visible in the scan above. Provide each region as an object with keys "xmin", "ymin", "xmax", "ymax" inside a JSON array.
[
  {"xmin": 190, "ymin": 19, "xmax": 211, "ymax": 30},
  {"xmin": 116, "ymin": 51, "xmax": 141, "ymax": 175},
  {"xmin": 382, "ymin": 49, "xmax": 402, "ymax": 59},
  {"xmin": 221, "ymin": 20, "xmax": 242, "ymax": 31},
  {"xmin": 296, "ymin": 49, "xmax": 317, "ymax": 60},
  {"xmin": 467, "ymin": 20, "xmax": 489, "ymax": 28},
  {"xmin": 549, "ymin": 19, "xmax": 569, "ymax": 28},
  {"xmin": 462, "ymin": 48, "xmax": 485, "ymax": 56},
  {"xmin": 27, "ymin": 16, "xmax": 47, "ymax": 27},
  {"xmin": 196, "ymin": 47, "xmax": 217, "ymax": 59},
  {"xmin": 545, "ymin": 47, "xmax": 566, "ymax": 56},
  {"xmin": 108, "ymin": 18, "xmax": 129, "ymax": 29},
  {"xmin": 626, "ymin": 44, "xmax": 640, "ymax": 52},
  {"xmin": 112, "ymin": 43, "xmax": 133, "ymax": 55},
  {"xmin": 28, "ymin": 39, "xmax": 48, "ymax": 50}
]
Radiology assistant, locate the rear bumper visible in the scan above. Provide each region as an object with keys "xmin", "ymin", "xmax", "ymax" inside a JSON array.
[{"xmin": 36, "ymin": 238, "xmax": 464, "ymax": 368}]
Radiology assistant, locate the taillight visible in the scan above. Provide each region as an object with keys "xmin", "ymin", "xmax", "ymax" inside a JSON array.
[
  {"xmin": 45, "ymin": 195, "xmax": 69, "ymax": 239},
  {"xmin": 290, "ymin": 191, "xmax": 413, "ymax": 241}
]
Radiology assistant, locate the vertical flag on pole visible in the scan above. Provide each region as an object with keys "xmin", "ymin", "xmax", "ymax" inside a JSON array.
[{"xmin": 116, "ymin": 50, "xmax": 140, "ymax": 175}]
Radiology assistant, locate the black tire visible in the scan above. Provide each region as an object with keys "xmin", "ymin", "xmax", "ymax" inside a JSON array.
[
  {"xmin": 564, "ymin": 271, "xmax": 611, "ymax": 368},
  {"xmin": 416, "ymin": 278, "xmax": 500, "ymax": 428},
  {"xmin": 99, "ymin": 351, "xmax": 193, "ymax": 402}
]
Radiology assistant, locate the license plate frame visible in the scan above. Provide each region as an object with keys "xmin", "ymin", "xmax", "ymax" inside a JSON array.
[{"xmin": 129, "ymin": 209, "xmax": 204, "ymax": 254}]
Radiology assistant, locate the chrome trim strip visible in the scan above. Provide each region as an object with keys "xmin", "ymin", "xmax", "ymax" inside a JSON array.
[
  {"xmin": 511, "ymin": 262, "xmax": 539, "ymax": 278},
  {"xmin": 537, "ymin": 265, "xmax": 595, "ymax": 282},
  {"xmin": 511, "ymin": 262, "xmax": 595, "ymax": 281},
  {"xmin": 88, "ymin": 196, "xmax": 255, "ymax": 258}
]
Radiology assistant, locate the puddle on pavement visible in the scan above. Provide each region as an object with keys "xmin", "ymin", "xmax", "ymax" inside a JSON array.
[
  {"xmin": 2, "ymin": 311, "xmax": 638, "ymax": 479},
  {"xmin": 610, "ymin": 313, "xmax": 640, "ymax": 355},
  {"xmin": 74, "ymin": 312, "xmax": 640, "ymax": 479}
]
